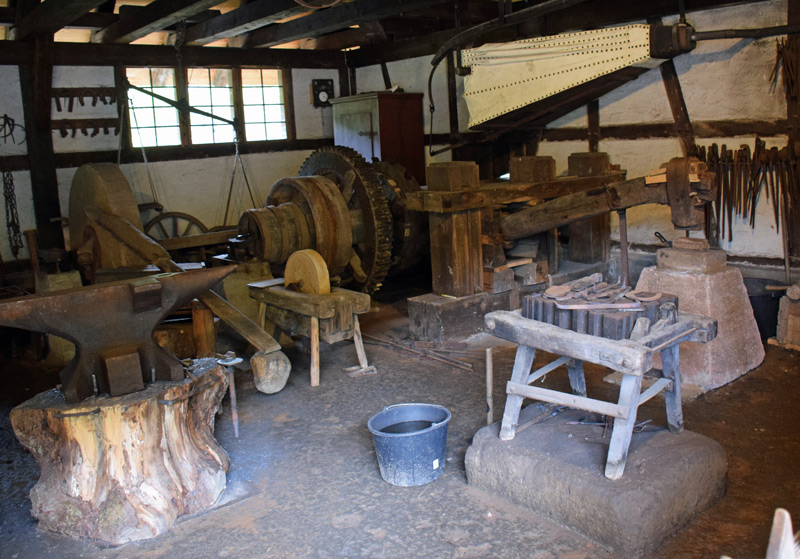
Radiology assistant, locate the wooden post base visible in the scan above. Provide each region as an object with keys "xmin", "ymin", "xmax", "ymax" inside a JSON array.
[{"xmin": 10, "ymin": 359, "xmax": 231, "ymax": 545}]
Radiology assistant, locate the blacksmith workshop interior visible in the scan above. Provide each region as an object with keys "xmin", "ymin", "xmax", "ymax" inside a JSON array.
[{"xmin": 2, "ymin": 1, "xmax": 800, "ymax": 558}]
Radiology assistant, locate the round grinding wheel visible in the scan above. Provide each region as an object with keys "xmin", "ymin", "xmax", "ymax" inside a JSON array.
[
  {"xmin": 69, "ymin": 163, "xmax": 143, "ymax": 251},
  {"xmin": 285, "ymin": 249, "xmax": 330, "ymax": 295}
]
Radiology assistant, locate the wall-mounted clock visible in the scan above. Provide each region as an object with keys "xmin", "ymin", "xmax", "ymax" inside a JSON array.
[{"xmin": 311, "ymin": 79, "xmax": 334, "ymax": 108}]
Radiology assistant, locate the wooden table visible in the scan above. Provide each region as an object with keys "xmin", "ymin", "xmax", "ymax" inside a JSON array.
[
  {"xmin": 484, "ymin": 308, "xmax": 717, "ymax": 479},
  {"xmin": 248, "ymin": 279, "xmax": 374, "ymax": 386}
]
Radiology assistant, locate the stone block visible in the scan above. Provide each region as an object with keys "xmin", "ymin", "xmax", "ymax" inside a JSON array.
[
  {"xmin": 636, "ymin": 265, "xmax": 764, "ymax": 391},
  {"xmin": 657, "ymin": 246, "xmax": 727, "ymax": 274},
  {"xmin": 465, "ymin": 408, "xmax": 727, "ymax": 558},
  {"xmin": 408, "ymin": 289, "xmax": 519, "ymax": 343}
]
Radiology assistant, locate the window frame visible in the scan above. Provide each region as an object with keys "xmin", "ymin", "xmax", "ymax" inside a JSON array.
[{"xmin": 122, "ymin": 65, "xmax": 295, "ymax": 150}]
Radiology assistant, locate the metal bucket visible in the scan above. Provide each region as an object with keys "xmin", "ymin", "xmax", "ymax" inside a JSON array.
[{"xmin": 367, "ymin": 403, "xmax": 451, "ymax": 487}]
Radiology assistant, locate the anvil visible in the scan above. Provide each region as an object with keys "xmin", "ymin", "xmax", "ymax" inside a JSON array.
[{"xmin": 0, "ymin": 266, "xmax": 234, "ymax": 403}]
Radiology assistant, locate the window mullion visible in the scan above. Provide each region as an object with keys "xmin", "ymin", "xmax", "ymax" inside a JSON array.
[
  {"xmin": 231, "ymin": 67, "xmax": 246, "ymax": 143},
  {"xmin": 176, "ymin": 65, "xmax": 191, "ymax": 147}
]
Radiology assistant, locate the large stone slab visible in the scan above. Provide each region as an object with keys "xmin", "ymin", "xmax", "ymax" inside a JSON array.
[
  {"xmin": 637, "ymin": 265, "xmax": 764, "ymax": 391},
  {"xmin": 465, "ymin": 407, "xmax": 727, "ymax": 558}
]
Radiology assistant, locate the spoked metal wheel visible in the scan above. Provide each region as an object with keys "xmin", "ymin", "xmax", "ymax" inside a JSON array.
[{"xmin": 144, "ymin": 211, "xmax": 208, "ymax": 241}]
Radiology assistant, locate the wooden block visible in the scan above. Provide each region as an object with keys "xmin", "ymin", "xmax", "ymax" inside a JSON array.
[
  {"xmin": 408, "ymin": 289, "xmax": 520, "ymax": 343},
  {"xmin": 569, "ymin": 213, "xmax": 610, "ymax": 264},
  {"xmin": 192, "ymin": 299, "xmax": 216, "ymax": 358},
  {"xmin": 777, "ymin": 296, "xmax": 800, "ymax": 346},
  {"xmin": 568, "ymin": 152, "xmax": 610, "ymax": 177},
  {"xmin": 513, "ymin": 261, "xmax": 548, "ymax": 286},
  {"xmin": 483, "ymin": 267, "xmax": 515, "ymax": 293},
  {"xmin": 426, "ymin": 161, "xmax": 480, "ymax": 191},
  {"xmin": 509, "ymin": 156, "xmax": 555, "ymax": 182}
]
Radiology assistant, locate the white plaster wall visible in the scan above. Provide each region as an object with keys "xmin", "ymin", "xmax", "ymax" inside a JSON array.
[
  {"xmin": 356, "ymin": 56, "xmax": 451, "ymax": 134},
  {"xmin": 292, "ymin": 68, "xmax": 339, "ymax": 139}
]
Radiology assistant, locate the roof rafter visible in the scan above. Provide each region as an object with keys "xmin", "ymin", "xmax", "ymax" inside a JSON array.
[
  {"xmin": 93, "ymin": 0, "xmax": 223, "ymax": 44},
  {"xmin": 244, "ymin": 0, "xmax": 449, "ymax": 48},
  {"xmin": 183, "ymin": 0, "xmax": 306, "ymax": 46},
  {"xmin": 15, "ymin": 0, "xmax": 110, "ymax": 40}
]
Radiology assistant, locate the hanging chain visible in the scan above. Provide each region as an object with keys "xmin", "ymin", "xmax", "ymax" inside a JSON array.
[{"xmin": 3, "ymin": 170, "xmax": 23, "ymax": 258}]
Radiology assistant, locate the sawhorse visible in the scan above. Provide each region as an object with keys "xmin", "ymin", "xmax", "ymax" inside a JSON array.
[{"xmin": 484, "ymin": 308, "xmax": 716, "ymax": 479}]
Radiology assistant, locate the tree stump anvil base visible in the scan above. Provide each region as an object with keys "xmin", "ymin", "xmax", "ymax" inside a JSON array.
[{"xmin": 10, "ymin": 358, "xmax": 230, "ymax": 545}]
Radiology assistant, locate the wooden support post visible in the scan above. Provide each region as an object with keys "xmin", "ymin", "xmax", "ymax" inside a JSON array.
[
  {"xmin": 660, "ymin": 59, "xmax": 697, "ymax": 157},
  {"xmin": 566, "ymin": 358, "xmax": 586, "ymax": 397},
  {"xmin": 605, "ymin": 373, "xmax": 643, "ymax": 480},
  {"xmin": 567, "ymin": 152, "xmax": 611, "ymax": 263},
  {"xmin": 587, "ymin": 99, "xmax": 600, "ymax": 153},
  {"xmin": 661, "ymin": 344, "xmax": 684, "ymax": 433},
  {"xmin": 427, "ymin": 162, "xmax": 483, "ymax": 297},
  {"xmin": 499, "ymin": 344, "xmax": 535, "ymax": 440},
  {"xmin": 18, "ymin": 34, "xmax": 64, "ymax": 250},
  {"xmin": 191, "ymin": 299, "xmax": 216, "ymax": 357},
  {"xmin": 310, "ymin": 315, "xmax": 320, "ymax": 387}
]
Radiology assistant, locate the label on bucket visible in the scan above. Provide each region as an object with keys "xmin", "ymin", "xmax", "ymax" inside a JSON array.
[{"xmin": 433, "ymin": 459, "xmax": 439, "ymax": 470}]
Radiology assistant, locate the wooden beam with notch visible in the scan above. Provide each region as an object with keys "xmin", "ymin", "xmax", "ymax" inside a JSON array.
[
  {"xmin": 93, "ymin": 0, "xmax": 222, "ymax": 44},
  {"xmin": 245, "ymin": 0, "xmax": 446, "ymax": 48},
  {"xmin": 183, "ymin": 0, "xmax": 305, "ymax": 46},
  {"xmin": 15, "ymin": 0, "xmax": 110, "ymax": 40}
]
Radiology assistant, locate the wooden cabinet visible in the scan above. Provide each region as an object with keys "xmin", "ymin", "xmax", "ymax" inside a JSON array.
[{"xmin": 329, "ymin": 92, "xmax": 425, "ymax": 183}]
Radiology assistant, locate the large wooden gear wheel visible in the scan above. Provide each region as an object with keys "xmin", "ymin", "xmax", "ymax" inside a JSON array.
[
  {"xmin": 298, "ymin": 146, "xmax": 392, "ymax": 293},
  {"xmin": 372, "ymin": 160, "xmax": 429, "ymax": 274}
]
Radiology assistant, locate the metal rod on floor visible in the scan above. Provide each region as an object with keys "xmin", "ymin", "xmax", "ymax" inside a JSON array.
[
  {"xmin": 486, "ymin": 348, "xmax": 494, "ymax": 426},
  {"xmin": 618, "ymin": 209, "xmax": 629, "ymax": 287}
]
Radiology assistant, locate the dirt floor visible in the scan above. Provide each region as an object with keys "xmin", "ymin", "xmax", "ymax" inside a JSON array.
[{"xmin": 0, "ymin": 292, "xmax": 798, "ymax": 559}]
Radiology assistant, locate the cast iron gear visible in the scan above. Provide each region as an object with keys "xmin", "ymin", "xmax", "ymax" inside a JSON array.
[{"xmin": 298, "ymin": 146, "xmax": 393, "ymax": 293}]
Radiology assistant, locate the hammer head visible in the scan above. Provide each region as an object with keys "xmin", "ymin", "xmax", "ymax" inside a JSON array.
[{"xmin": 665, "ymin": 157, "xmax": 717, "ymax": 230}]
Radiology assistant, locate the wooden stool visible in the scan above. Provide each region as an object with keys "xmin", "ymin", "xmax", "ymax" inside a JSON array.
[
  {"xmin": 485, "ymin": 309, "xmax": 717, "ymax": 479},
  {"xmin": 249, "ymin": 279, "xmax": 375, "ymax": 386}
]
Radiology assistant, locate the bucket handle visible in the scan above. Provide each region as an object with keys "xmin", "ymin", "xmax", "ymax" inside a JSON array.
[{"xmin": 383, "ymin": 403, "xmax": 449, "ymax": 426}]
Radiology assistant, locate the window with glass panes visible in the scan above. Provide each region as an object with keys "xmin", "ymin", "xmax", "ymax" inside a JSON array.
[
  {"xmin": 126, "ymin": 67, "xmax": 181, "ymax": 147},
  {"xmin": 187, "ymin": 67, "xmax": 235, "ymax": 144},
  {"xmin": 241, "ymin": 69, "xmax": 287, "ymax": 141}
]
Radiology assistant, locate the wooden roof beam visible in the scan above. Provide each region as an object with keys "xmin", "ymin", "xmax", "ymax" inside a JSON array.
[
  {"xmin": 183, "ymin": 0, "xmax": 306, "ymax": 46},
  {"xmin": 244, "ymin": 0, "xmax": 449, "ymax": 48},
  {"xmin": 92, "ymin": 0, "xmax": 223, "ymax": 44},
  {"xmin": 15, "ymin": 0, "xmax": 110, "ymax": 40}
]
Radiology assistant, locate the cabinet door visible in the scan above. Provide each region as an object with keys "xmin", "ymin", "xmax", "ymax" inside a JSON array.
[{"xmin": 334, "ymin": 111, "xmax": 379, "ymax": 162}]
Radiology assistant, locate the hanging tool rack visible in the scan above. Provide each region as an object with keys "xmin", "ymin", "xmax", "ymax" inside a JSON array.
[{"xmin": 50, "ymin": 87, "xmax": 120, "ymax": 138}]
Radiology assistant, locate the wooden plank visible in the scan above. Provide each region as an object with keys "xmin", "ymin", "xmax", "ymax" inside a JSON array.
[
  {"xmin": 183, "ymin": 0, "xmax": 303, "ymax": 45},
  {"xmin": 485, "ymin": 310, "xmax": 651, "ymax": 376},
  {"xmin": 15, "ymin": 0, "xmax": 109, "ymax": 39},
  {"xmin": 637, "ymin": 377, "xmax": 672, "ymax": 405},
  {"xmin": 245, "ymin": 0, "xmax": 440, "ymax": 48},
  {"xmin": 405, "ymin": 173, "xmax": 625, "ymax": 213},
  {"xmin": 93, "ymin": 0, "xmax": 221, "ymax": 44},
  {"xmin": 196, "ymin": 290, "xmax": 281, "ymax": 353},
  {"xmin": 506, "ymin": 381, "xmax": 628, "ymax": 419},
  {"xmin": 157, "ymin": 229, "xmax": 236, "ymax": 251},
  {"xmin": 248, "ymin": 286, "xmax": 370, "ymax": 319},
  {"xmin": 526, "ymin": 355, "xmax": 571, "ymax": 385}
]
